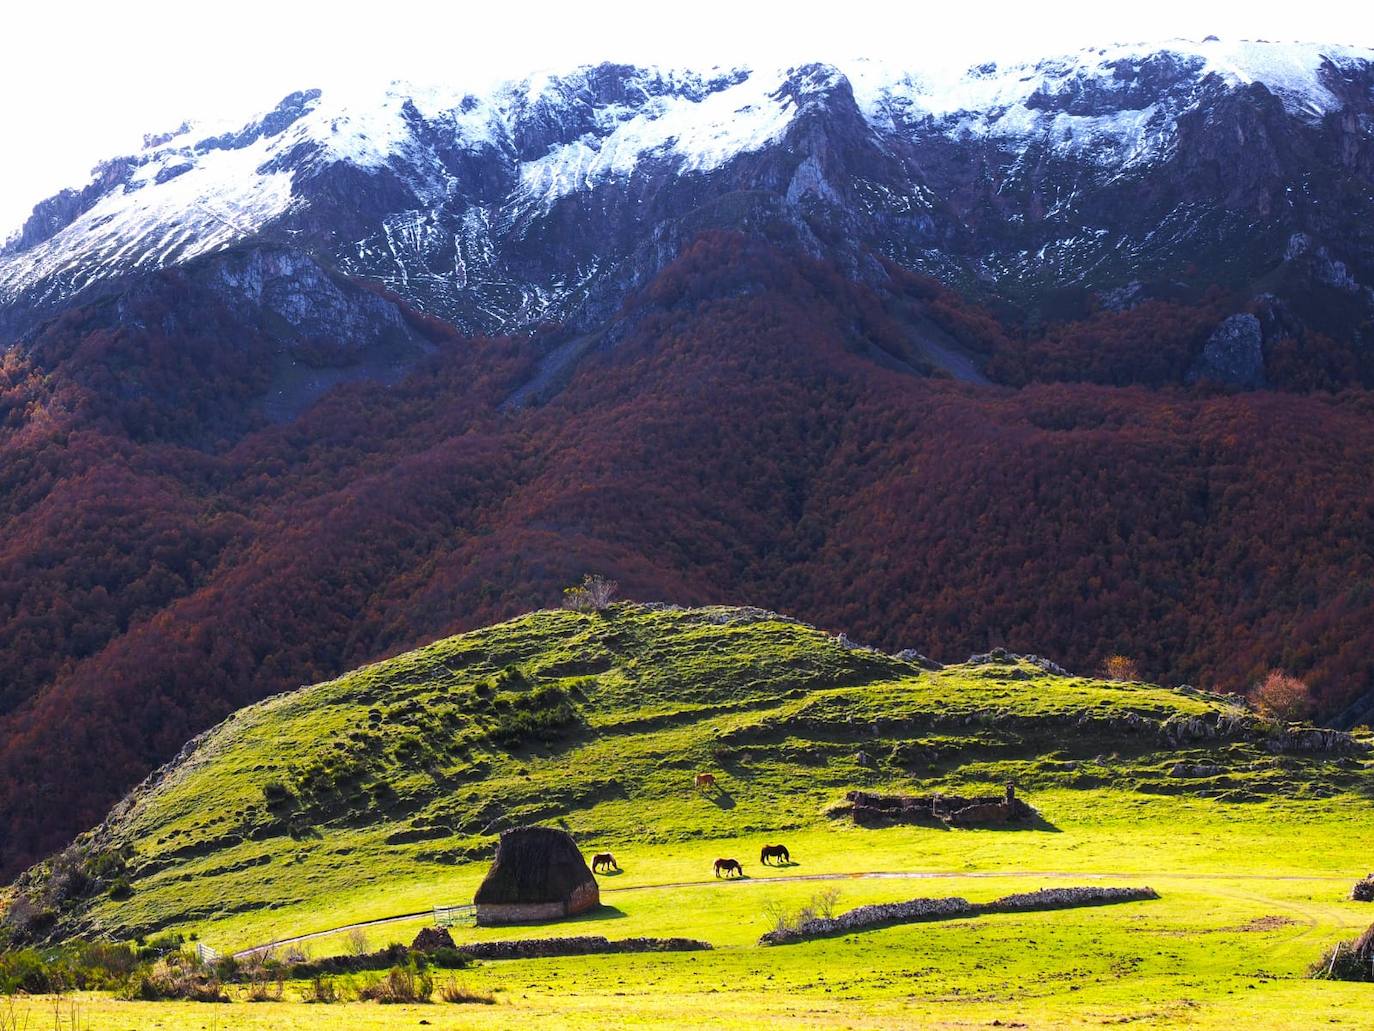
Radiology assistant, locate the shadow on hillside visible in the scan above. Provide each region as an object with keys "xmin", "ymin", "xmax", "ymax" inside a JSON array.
[
  {"xmin": 576, "ymin": 905, "xmax": 627, "ymax": 922},
  {"xmin": 488, "ymin": 905, "xmax": 628, "ymax": 929},
  {"xmin": 709, "ymin": 789, "xmax": 736, "ymax": 810},
  {"xmin": 947, "ymin": 811, "xmax": 1061, "ymax": 833}
]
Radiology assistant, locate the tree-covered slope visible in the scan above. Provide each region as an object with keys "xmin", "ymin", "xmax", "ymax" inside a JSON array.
[{"xmin": 7, "ymin": 603, "xmax": 1365, "ymax": 950}]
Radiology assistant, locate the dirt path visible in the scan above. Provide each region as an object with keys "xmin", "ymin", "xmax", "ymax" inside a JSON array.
[{"xmin": 231, "ymin": 867, "xmax": 1348, "ymax": 958}]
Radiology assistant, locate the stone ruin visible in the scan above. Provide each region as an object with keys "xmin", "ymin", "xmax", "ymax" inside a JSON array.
[{"xmin": 844, "ymin": 782, "xmax": 1035, "ymax": 827}]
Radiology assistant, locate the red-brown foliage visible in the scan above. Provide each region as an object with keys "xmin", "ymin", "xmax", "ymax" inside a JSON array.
[
  {"xmin": 1252, "ymin": 670, "xmax": 1315, "ymax": 722},
  {"xmin": 3, "ymin": 232, "xmax": 1374, "ymax": 875}
]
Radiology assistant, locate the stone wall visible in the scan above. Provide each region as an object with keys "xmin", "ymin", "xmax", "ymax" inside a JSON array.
[
  {"xmin": 759, "ymin": 897, "xmax": 973, "ymax": 944},
  {"xmin": 475, "ymin": 900, "xmax": 568, "ymax": 926},
  {"xmin": 981, "ymin": 886, "xmax": 1158, "ymax": 912},
  {"xmin": 457, "ymin": 935, "xmax": 711, "ymax": 959},
  {"xmin": 760, "ymin": 886, "xmax": 1158, "ymax": 945}
]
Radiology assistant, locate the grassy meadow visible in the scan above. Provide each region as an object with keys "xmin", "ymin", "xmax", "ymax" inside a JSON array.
[{"xmin": 5, "ymin": 605, "xmax": 1374, "ymax": 1027}]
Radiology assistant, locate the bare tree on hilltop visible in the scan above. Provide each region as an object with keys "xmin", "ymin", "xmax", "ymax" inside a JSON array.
[{"xmin": 562, "ymin": 574, "xmax": 618, "ymax": 613}]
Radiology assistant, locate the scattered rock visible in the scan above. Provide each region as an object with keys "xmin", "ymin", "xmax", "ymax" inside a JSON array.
[
  {"xmin": 1168, "ymin": 762, "xmax": 1223, "ymax": 778},
  {"xmin": 894, "ymin": 649, "xmax": 944, "ymax": 671}
]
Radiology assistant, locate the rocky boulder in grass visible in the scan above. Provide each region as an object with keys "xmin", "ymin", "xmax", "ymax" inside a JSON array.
[
  {"xmin": 1352, "ymin": 875, "xmax": 1374, "ymax": 902},
  {"xmin": 411, "ymin": 926, "xmax": 457, "ymax": 952}
]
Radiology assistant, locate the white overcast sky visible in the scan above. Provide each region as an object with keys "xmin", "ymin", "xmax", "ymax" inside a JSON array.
[{"xmin": 2, "ymin": 0, "xmax": 1372, "ymax": 236}]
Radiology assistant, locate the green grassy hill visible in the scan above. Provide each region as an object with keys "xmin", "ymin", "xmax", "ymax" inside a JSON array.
[{"xmin": 9, "ymin": 602, "xmax": 1369, "ymax": 962}]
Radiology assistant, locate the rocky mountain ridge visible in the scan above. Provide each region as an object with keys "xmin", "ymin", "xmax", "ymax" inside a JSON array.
[{"xmin": 4, "ymin": 38, "xmax": 1372, "ymax": 356}]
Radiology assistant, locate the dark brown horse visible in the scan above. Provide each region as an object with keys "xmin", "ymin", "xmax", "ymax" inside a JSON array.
[
  {"xmin": 591, "ymin": 852, "xmax": 618, "ymax": 872},
  {"xmin": 713, "ymin": 858, "xmax": 743, "ymax": 878},
  {"xmin": 759, "ymin": 843, "xmax": 790, "ymax": 865}
]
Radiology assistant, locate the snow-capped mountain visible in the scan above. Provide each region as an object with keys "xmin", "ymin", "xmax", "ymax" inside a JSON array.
[{"xmin": 3, "ymin": 38, "xmax": 1374, "ymax": 340}]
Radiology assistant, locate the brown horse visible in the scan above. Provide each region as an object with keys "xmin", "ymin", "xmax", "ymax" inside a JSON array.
[
  {"xmin": 591, "ymin": 852, "xmax": 618, "ymax": 872},
  {"xmin": 713, "ymin": 858, "xmax": 743, "ymax": 878},
  {"xmin": 759, "ymin": 843, "xmax": 790, "ymax": 865},
  {"xmin": 694, "ymin": 772, "xmax": 717, "ymax": 791}
]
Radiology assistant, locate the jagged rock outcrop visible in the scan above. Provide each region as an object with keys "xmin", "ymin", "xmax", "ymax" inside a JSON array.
[
  {"xmin": 1189, "ymin": 314, "xmax": 1267, "ymax": 387},
  {"xmin": 4, "ymin": 40, "xmax": 1372, "ymax": 374}
]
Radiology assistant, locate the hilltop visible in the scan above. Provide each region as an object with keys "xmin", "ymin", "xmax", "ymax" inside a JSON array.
[{"xmin": 7, "ymin": 603, "xmax": 1367, "ymax": 952}]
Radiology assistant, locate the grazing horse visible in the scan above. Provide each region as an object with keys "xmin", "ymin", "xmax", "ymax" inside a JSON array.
[
  {"xmin": 591, "ymin": 852, "xmax": 618, "ymax": 872},
  {"xmin": 759, "ymin": 843, "xmax": 790, "ymax": 865},
  {"xmin": 694, "ymin": 772, "xmax": 717, "ymax": 791},
  {"xmin": 714, "ymin": 858, "xmax": 743, "ymax": 878}
]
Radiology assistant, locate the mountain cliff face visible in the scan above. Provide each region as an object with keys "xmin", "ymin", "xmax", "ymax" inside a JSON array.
[
  {"xmin": 4, "ymin": 41, "xmax": 1373, "ymax": 357},
  {"xmin": 4, "ymin": 39, "xmax": 1374, "ymax": 879}
]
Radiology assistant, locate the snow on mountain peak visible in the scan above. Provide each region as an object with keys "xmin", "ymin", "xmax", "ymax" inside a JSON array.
[{"xmin": 2, "ymin": 39, "xmax": 1371, "ymax": 317}]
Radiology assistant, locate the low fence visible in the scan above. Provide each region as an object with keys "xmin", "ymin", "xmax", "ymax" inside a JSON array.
[{"xmin": 434, "ymin": 903, "xmax": 477, "ymax": 927}]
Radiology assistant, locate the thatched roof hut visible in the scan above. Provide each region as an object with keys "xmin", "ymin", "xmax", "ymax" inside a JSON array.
[{"xmin": 473, "ymin": 826, "xmax": 600, "ymax": 926}]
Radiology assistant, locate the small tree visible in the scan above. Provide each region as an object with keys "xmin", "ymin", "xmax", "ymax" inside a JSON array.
[
  {"xmin": 1100, "ymin": 655, "xmax": 1141, "ymax": 682},
  {"xmin": 344, "ymin": 928, "xmax": 370, "ymax": 957},
  {"xmin": 561, "ymin": 574, "xmax": 618, "ymax": 613},
  {"xmin": 1253, "ymin": 670, "xmax": 1314, "ymax": 722}
]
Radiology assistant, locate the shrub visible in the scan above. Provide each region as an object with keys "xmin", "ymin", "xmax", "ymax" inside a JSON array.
[
  {"xmin": 244, "ymin": 973, "xmax": 284, "ymax": 1002},
  {"xmin": 261, "ymin": 781, "xmax": 293, "ymax": 805},
  {"xmin": 437, "ymin": 978, "xmax": 495, "ymax": 1004},
  {"xmin": 304, "ymin": 974, "xmax": 343, "ymax": 1003},
  {"xmin": 0, "ymin": 949, "xmax": 58, "ymax": 994},
  {"xmin": 0, "ymin": 893, "xmax": 54, "ymax": 944},
  {"xmin": 1099, "ymin": 655, "xmax": 1141, "ymax": 681},
  {"xmin": 121, "ymin": 955, "xmax": 227, "ymax": 1002},
  {"xmin": 344, "ymin": 928, "xmax": 370, "ymax": 956},
  {"xmin": 427, "ymin": 946, "xmax": 471, "ymax": 969},
  {"xmin": 762, "ymin": 889, "xmax": 842, "ymax": 934},
  {"xmin": 358, "ymin": 965, "xmax": 432, "ymax": 1003},
  {"xmin": 1310, "ymin": 939, "xmax": 1374, "ymax": 982},
  {"xmin": 1253, "ymin": 670, "xmax": 1314, "ymax": 722},
  {"xmin": 488, "ymin": 684, "xmax": 577, "ymax": 745},
  {"xmin": 562, "ymin": 574, "xmax": 618, "ymax": 612}
]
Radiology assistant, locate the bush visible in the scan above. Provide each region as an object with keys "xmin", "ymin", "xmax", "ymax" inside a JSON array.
[
  {"xmin": 1310, "ymin": 939, "xmax": 1374, "ymax": 981},
  {"xmin": 344, "ymin": 928, "xmax": 370, "ymax": 956},
  {"xmin": 304, "ymin": 974, "xmax": 343, "ymax": 1003},
  {"xmin": 121, "ymin": 955, "xmax": 227, "ymax": 1002},
  {"xmin": 488, "ymin": 684, "xmax": 577, "ymax": 745},
  {"xmin": 358, "ymin": 965, "xmax": 432, "ymax": 1003},
  {"xmin": 427, "ymin": 946, "xmax": 471, "ymax": 969},
  {"xmin": 0, "ymin": 949, "xmax": 58, "ymax": 994},
  {"xmin": 437, "ymin": 978, "xmax": 495, "ymax": 1004},
  {"xmin": 562, "ymin": 574, "xmax": 618, "ymax": 612},
  {"xmin": 244, "ymin": 973, "xmax": 284, "ymax": 1002},
  {"xmin": 1253, "ymin": 670, "xmax": 1314, "ymax": 722},
  {"xmin": 1099, "ymin": 655, "xmax": 1141, "ymax": 681},
  {"xmin": 762, "ymin": 889, "xmax": 842, "ymax": 934},
  {"xmin": 0, "ymin": 941, "xmax": 141, "ymax": 994}
]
